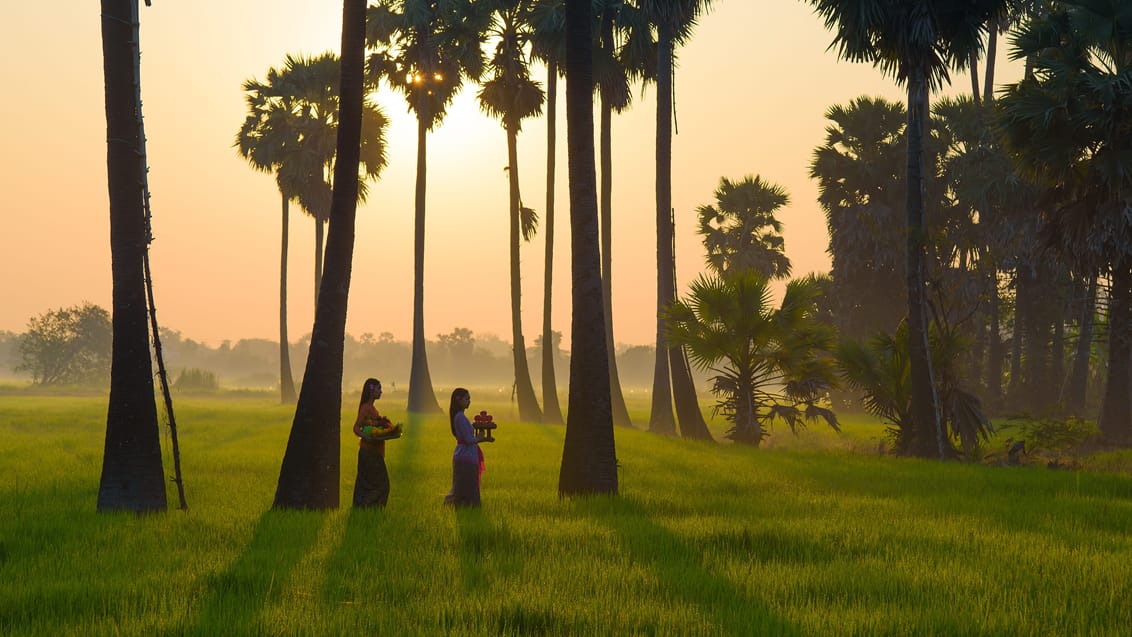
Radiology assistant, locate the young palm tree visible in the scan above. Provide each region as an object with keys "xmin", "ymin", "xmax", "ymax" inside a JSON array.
[
  {"xmin": 696, "ymin": 175, "xmax": 793, "ymax": 281},
  {"xmin": 367, "ymin": 0, "xmax": 489, "ymax": 414},
  {"xmin": 529, "ymin": 0, "xmax": 567, "ymax": 424},
  {"xmin": 478, "ymin": 0, "xmax": 546, "ymax": 423},
  {"xmin": 274, "ymin": 0, "xmax": 372, "ymax": 510},
  {"xmin": 97, "ymin": 0, "xmax": 167, "ymax": 513},
  {"xmin": 558, "ymin": 0, "xmax": 617, "ymax": 496},
  {"xmin": 997, "ymin": 0, "xmax": 1132, "ymax": 445},
  {"xmin": 806, "ymin": 0, "xmax": 1006, "ymax": 458},
  {"xmin": 666, "ymin": 273, "xmax": 838, "ymax": 445}
]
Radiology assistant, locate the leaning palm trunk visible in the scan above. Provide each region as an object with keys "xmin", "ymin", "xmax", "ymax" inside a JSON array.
[
  {"xmin": 541, "ymin": 65, "xmax": 565, "ymax": 425},
  {"xmin": 905, "ymin": 72, "xmax": 944, "ymax": 459},
  {"xmin": 559, "ymin": 0, "xmax": 617, "ymax": 496},
  {"xmin": 407, "ymin": 116, "xmax": 442, "ymax": 414},
  {"xmin": 648, "ymin": 24, "xmax": 676, "ymax": 435},
  {"xmin": 97, "ymin": 0, "xmax": 167, "ymax": 513},
  {"xmin": 507, "ymin": 121, "xmax": 543, "ymax": 423},
  {"xmin": 273, "ymin": 0, "xmax": 366, "ymax": 510},
  {"xmin": 1099, "ymin": 261, "xmax": 1132, "ymax": 444},
  {"xmin": 668, "ymin": 206, "xmax": 712, "ymax": 441},
  {"xmin": 280, "ymin": 195, "xmax": 297, "ymax": 403}
]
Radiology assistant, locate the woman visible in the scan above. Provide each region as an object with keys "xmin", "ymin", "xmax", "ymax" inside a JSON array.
[
  {"xmin": 353, "ymin": 378, "xmax": 391, "ymax": 508},
  {"xmin": 445, "ymin": 387, "xmax": 482, "ymax": 507}
]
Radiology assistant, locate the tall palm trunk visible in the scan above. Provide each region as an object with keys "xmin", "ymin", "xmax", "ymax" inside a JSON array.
[
  {"xmin": 274, "ymin": 0, "xmax": 367, "ymax": 510},
  {"xmin": 905, "ymin": 72, "xmax": 944, "ymax": 459},
  {"xmin": 598, "ymin": 9, "xmax": 633, "ymax": 429},
  {"xmin": 407, "ymin": 115, "xmax": 441, "ymax": 414},
  {"xmin": 648, "ymin": 24, "xmax": 676, "ymax": 435},
  {"xmin": 98, "ymin": 0, "xmax": 167, "ymax": 513},
  {"xmin": 541, "ymin": 64, "xmax": 565, "ymax": 425},
  {"xmin": 1099, "ymin": 261, "xmax": 1132, "ymax": 444},
  {"xmin": 987, "ymin": 268, "xmax": 1004, "ymax": 406},
  {"xmin": 280, "ymin": 195, "xmax": 297, "ymax": 403},
  {"xmin": 983, "ymin": 18, "xmax": 999, "ymax": 104},
  {"xmin": 559, "ymin": 0, "xmax": 617, "ymax": 496},
  {"xmin": 668, "ymin": 208, "xmax": 713, "ymax": 441},
  {"xmin": 1065, "ymin": 274, "xmax": 1096, "ymax": 415},
  {"xmin": 314, "ymin": 218, "xmax": 325, "ymax": 308},
  {"xmin": 507, "ymin": 121, "xmax": 543, "ymax": 423}
]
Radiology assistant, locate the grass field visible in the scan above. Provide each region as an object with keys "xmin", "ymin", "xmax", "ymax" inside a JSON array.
[{"xmin": 1, "ymin": 391, "xmax": 1131, "ymax": 636}]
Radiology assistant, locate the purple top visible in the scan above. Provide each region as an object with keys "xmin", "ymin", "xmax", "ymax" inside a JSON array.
[{"xmin": 452, "ymin": 411, "xmax": 479, "ymax": 464}]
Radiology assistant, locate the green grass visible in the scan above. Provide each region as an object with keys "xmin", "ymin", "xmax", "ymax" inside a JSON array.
[{"xmin": 1, "ymin": 393, "xmax": 1131, "ymax": 636}]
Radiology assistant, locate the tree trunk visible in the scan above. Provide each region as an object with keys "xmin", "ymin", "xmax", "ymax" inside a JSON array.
[
  {"xmin": 98, "ymin": 0, "xmax": 167, "ymax": 513},
  {"xmin": 407, "ymin": 115, "xmax": 441, "ymax": 414},
  {"xmin": 273, "ymin": 0, "xmax": 367, "ymax": 509},
  {"xmin": 507, "ymin": 122, "xmax": 543, "ymax": 423},
  {"xmin": 983, "ymin": 18, "xmax": 999, "ymax": 105},
  {"xmin": 987, "ymin": 269, "xmax": 1003, "ymax": 407},
  {"xmin": 905, "ymin": 74, "xmax": 944, "ymax": 459},
  {"xmin": 541, "ymin": 63, "xmax": 565, "ymax": 425},
  {"xmin": 648, "ymin": 24, "xmax": 676, "ymax": 435},
  {"xmin": 559, "ymin": 0, "xmax": 617, "ymax": 496},
  {"xmin": 598, "ymin": 9, "xmax": 633, "ymax": 429},
  {"xmin": 1099, "ymin": 262, "xmax": 1132, "ymax": 445},
  {"xmin": 315, "ymin": 217, "xmax": 324, "ymax": 309},
  {"xmin": 968, "ymin": 50, "xmax": 981, "ymax": 106},
  {"xmin": 1064, "ymin": 274, "xmax": 1095, "ymax": 415},
  {"xmin": 280, "ymin": 195, "xmax": 297, "ymax": 403},
  {"xmin": 668, "ymin": 206, "xmax": 712, "ymax": 441}
]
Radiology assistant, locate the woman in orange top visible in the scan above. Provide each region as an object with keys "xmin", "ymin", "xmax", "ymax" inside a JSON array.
[{"xmin": 352, "ymin": 377, "xmax": 391, "ymax": 508}]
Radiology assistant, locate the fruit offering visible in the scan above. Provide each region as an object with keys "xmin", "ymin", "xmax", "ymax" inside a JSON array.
[{"xmin": 472, "ymin": 410, "xmax": 497, "ymax": 442}]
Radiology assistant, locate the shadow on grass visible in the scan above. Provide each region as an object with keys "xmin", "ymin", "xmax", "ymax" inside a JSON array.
[
  {"xmin": 580, "ymin": 495, "xmax": 802, "ymax": 636},
  {"xmin": 182, "ymin": 509, "xmax": 327, "ymax": 635}
]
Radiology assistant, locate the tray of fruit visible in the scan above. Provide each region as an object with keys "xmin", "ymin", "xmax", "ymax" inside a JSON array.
[
  {"xmin": 473, "ymin": 411, "xmax": 496, "ymax": 442},
  {"xmin": 363, "ymin": 422, "xmax": 403, "ymax": 441}
]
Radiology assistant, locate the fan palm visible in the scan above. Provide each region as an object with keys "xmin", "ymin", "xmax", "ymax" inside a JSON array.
[
  {"xmin": 637, "ymin": 0, "xmax": 714, "ymax": 440},
  {"xmin": 996, "ymin": 0, "xmax": 1132, "ymax": 444},
  {"xmin": 274, "ymin": 0, "xmax": 372, "ymax": 510},
  {"xmin": 696, "ymin": 175, "xmax": 792, "ymax": 281},
  {"xmin": 367, "ymin": 0, "xmax": 489, "ymax": 414},
  {"xmin": 529, "ymin": 0, "xmax": 567, "ymax": 424},
  {"xmin": 806, "ymin": 0, "xmax": 1006, "ymax": 458},
  {"xmin": 478, "ymin": 0, "xmax": 546, "ymax": 423},
  {"xmin": 666, "ymin": 273, "xmax": 839, "ymax": 445},
  {"xmin": 558, "ymin": 0, "xmax": 617, "ymax": 496}
]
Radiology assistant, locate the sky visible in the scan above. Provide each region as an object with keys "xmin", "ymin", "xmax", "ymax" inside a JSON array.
[{"xmin": 0, "ymin": 2, "xmax": 1022, "ymax": 350}]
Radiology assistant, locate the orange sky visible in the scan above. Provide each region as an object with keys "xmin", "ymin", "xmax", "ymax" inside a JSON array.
[{"xmin": 0, "ymin": 2, "xmax": 1021, "ymax": 349}]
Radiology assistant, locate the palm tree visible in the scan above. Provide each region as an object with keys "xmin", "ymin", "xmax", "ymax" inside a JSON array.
[
  {"xmin": 274, "ymin": 0, "xmax": 372, "ymax": 510},
  {"xmin": 807, "ymin": 0, "xmax": 1006, "ymax": 458},
  {"xmin": 696, "ymin": 175, "xmax": 793, "ymax": 281},
  {"xmin": 997, "ymin": 0, "xmax": 1132, "ymax": 445},
  {"xmin": 810, "ymin": 96, "xmax": 908, "ymax": 342},
  {"xmin": 237, "ymin": 54, "xmax": 388, "ymax": 404},
  {"xmin": 558, "ymin": 0, "xmax": 617, "ymax": 496},
  {"xmin": 529, "ymin": 0, "xmax": 567, "ymax": 425},
  {"xmin": 638, "ymin": 0, "xmax": 714, "ymax": 440},
  {"xmin": 97, "ymin": 0, "xmax": 167, "ymax": 513},
  {"xmin": 367, "ymin": 0, "xmax": 489, "ymax": 414},
  {"xmin": 666, "ymin": 273, "xmax": 838, "ymax": 445},
  {"xmin": 478, "ymin": 0, "xmax": 546, "ymax": 423}
]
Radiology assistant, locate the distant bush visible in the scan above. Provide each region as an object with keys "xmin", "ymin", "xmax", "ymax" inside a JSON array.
[
  {"xmin": 17, "ymin": 303, "xmax": 112, "ymax": 386},
  {"xmin": 173, "ymin": 368, "xmax": 219, "ymax": 392}
]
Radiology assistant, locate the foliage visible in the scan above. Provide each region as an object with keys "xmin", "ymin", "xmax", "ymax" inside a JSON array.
[
  {"xmin": 695, "ymin": 175, "xmax": 792, "ymax": 280},
  {"xmin": 997, "ymin": 416, "xmax": 1101, "ymax": 464},
  {"xmin": 16, "ymin": 303, "xmax": 111, "ymax": 386},
  {"xmin": 837, "ymin": 321, "xmax": 994, "ymax": 455},
  {"xmin": 172, "ymin": 368, "xmax": 220, "ymax": 393},
  {"xmin": 665, "ymin": 272, "xmax": 839, "ymax": 445}
]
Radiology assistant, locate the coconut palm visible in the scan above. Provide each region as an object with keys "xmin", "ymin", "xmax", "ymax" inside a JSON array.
[
  {"xmin": 478, "ymin": 0, "xmax": 546, "ymax": 423},
  {"xmin": 637, "ymin": 0, "xmax": 714, "ymax": 440},
  {"xmin": 807, "ymin": 0, "xmax": 1006, "ymax": 458},
  {"xmin": 696, "ymin": 175, "xmax": 793, "ymax": 281},
  {"xmin": 997, "ymin": 0, "xmax": 1132, "ymax": 444},
  {"xmin": 274, "ymin": 0, "xmax": 372, "ymax": 510},
  {"xmin": 666, "ymin": 272, "xmax": 839, "ymax": 445},
  {"xmin": 97, "ymin": 0, "xmax": 167, "ymax": 513},
  {"xmin": 558, "ymin": 0, "xmax": 617, "ymax": 496},
  {"xmin": 367, "ymin": 0, "xmax": 489, "ymax": 414},
  {"xmin": 529, "ymin": 0, "xmax": 567, "ymax": 424}
]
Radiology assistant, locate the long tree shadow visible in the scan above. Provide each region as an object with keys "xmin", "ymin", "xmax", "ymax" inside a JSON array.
[
  {"xmin": 182, "ymin": 508, "xmax": 328, "ymax": 635},
  {"xmin": 580, "ymin": 495, "xmax": 802, "ymax": 636}
]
